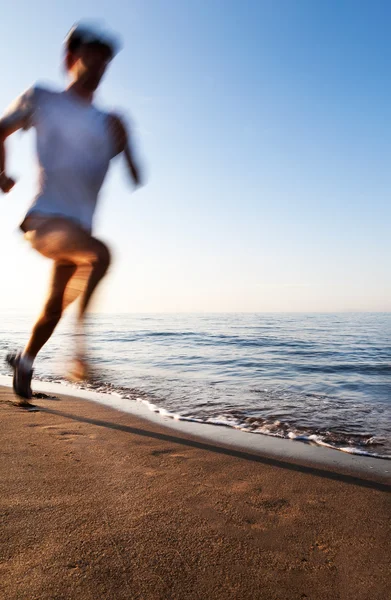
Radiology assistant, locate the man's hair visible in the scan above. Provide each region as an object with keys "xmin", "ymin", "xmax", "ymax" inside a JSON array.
[{"xmin": 64, "ymin": 23, "xmax": 120, "ymax": 58}]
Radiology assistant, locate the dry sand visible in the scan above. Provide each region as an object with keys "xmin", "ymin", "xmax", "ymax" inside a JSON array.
[{"xmin": 0, "ymin": 385, "xmax": 390, "ymax": 600}]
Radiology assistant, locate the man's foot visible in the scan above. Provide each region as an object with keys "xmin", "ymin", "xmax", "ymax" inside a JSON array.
[
  {"xmin": 68, "ymin": 357, "xmax": 91, "ymax": 382},
  {"xmin": 6, "ymin": 352, "xmax": 34, "ymax": 400},
  {"xmin": 11, "ymin": 400, "xmax": 39, "ymax": 411}
]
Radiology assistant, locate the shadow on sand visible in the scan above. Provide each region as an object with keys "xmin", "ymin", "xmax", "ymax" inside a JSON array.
[{"xmin": 40, "ymin": 406, "xmax": 391, "ymax": 494}]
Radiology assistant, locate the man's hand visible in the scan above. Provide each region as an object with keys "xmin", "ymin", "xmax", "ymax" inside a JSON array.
[
  {"xmin": 0, "ymin": 173, "xmax": 16, "ymax": 194},
  {"xmin": 124, "ymin": 146, "xmax": 142, "ymax": 186}
]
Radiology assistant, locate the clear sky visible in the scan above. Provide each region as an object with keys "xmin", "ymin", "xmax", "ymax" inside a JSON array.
[{"xmin": 0, "ymin": 0, "xmax": 390, "ymax": 314}]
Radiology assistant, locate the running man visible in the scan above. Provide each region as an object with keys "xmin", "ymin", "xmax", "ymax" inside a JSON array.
[{"xmin": 0, "ymin": 22, "xmax": 142, "ymax": 403}]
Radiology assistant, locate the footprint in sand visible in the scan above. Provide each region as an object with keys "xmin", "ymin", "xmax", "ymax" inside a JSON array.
[
  {"xmin": 36, "ymin": 424, "xmax": 94, "ymax": 443},
  {"xmin": 32, "ymin": 393, "xmax": 59, "ymax": 400},
  {"xmin": 230, "ymin": 484, "xmax": 288, "ymax": 515},
  {"xmin": 151, "ymin": 448, "xmax": 188, "ymax": 459},
  {"xmin": 230, "ymin": 480, "xmax": 254, "ymax": 493},
  {"xmin": 257, "ymin": 498, "xmax": 290, "ymax": 512}
]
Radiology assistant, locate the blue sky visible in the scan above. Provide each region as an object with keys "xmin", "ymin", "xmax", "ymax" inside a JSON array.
[{"xmin": 0, "ymin": 0, "xmax": 389, "ymax": 313}]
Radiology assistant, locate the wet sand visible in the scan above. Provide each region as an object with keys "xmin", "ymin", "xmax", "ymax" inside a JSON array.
[{"xmin": 0, "ymin": 385, "xmax": 390, "ymax": 600}]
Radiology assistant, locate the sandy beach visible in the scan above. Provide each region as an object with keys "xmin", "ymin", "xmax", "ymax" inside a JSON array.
[{"xmin": 1, "ymin": 385, "xmax": 390, "ymax": 600}]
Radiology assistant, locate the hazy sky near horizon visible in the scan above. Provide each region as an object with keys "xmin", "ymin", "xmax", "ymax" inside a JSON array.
[{"xmin": 0, "ymin": 0, "xmax": 390, "ymax": 314}]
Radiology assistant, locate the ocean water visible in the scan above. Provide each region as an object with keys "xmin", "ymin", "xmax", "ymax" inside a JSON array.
[{"xmin": 1, "ymin": 312, "xmax": 390, "ymax": 458}]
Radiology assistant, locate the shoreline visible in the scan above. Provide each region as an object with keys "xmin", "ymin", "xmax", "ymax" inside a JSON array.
[
  {"xmin": 1, "ymin": 384, "xmax": 390, "ymax": 599},
  {"xmin": 1, "ymin": 376, "xmax": 390, "ymax": 484}
]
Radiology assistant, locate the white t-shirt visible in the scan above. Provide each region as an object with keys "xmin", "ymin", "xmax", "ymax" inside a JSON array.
[{"xmin": 0, "ymin": 85, "xmax": 116, "ymax": 232}]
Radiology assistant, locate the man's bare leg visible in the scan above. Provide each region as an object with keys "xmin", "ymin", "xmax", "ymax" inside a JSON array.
[
  {"xmin": 22, "ymin": 217, "xmax": 111, "ymax": 379},
  {"xmin": 7, "ymin": 260, "xmax": 80, "ymax": 399},
  {"xmin": 70, "ymin": 251, "xmax": 111, "ymax": 379},
  {"xmin": 23, "ymin": 262, "xmax": 77, "ymax": 359}
]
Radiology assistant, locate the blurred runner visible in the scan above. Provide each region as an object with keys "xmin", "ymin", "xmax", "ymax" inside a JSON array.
[{"xmin": 0, "ymin": 22, "xmax": 142, "ymax": 404}]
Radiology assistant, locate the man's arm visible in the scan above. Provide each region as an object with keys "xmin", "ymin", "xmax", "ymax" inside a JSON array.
[
  {"xmin": 0, "ymin": 87, "xmax": 35, "ymax": 194},
  {"xmin": 109, "ymin": 114, "xmax": 142, "ymax": 187},
  {"xmin": 0, "ymin": 125, "xmax": 17, "ymax": 194}
]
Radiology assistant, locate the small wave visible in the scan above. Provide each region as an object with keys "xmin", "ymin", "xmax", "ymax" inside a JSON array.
[
  {"xmin": 16, "ymin": 370, "xmax": 390, "ymax": 461},
  {"xmin": 209, "ymin": 333, "xmax": 314, "ymax": 350},
  {"xmin": 199, "ymin": 414, "xmax": 390, "ymax": 459},
  {"xmin": 297, "ymin": 363, "xmax": 391, "ymax": 375},
  {"xmin": 142, "ymin": 331, "xmax": 202, "ymax": 339}
]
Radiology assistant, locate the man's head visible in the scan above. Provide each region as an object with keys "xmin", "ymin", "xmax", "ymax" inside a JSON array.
[{"xmin": 64, "ymin": 23, "xmax": 121, "ymax": 91}]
